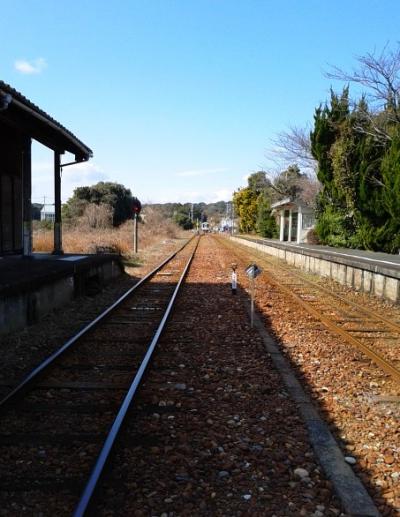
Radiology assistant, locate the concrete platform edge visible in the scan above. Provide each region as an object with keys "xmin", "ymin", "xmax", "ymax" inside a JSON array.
[
  {"xmin": 232, "ymin": 235, "xmax": 400, "ymax": 304},
  {"xmin": 247, "ymin": 304, "xmax": 381, "ymax": 517}
]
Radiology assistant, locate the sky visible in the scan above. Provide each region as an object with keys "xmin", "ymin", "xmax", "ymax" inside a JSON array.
[{"xmin": 1, "ymin": 0, "xmax": 399, "ymax": 206}]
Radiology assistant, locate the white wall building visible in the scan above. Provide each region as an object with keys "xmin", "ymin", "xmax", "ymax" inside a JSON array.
[
  {"xmin": 40, "ymin": 206, "xmax": 55, "ymax": 223},
  {"xmin": 271, "ymin": 197, "xmax": 315, "ymax": 244}
]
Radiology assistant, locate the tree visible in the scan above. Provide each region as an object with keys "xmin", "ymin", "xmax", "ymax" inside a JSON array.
[
  {"xmin": 256, "ymin": 194, "xmax": 277, "ymax": 238},
  {"xmin": 269, "ymin": 124, "xmax": 317, "ymax": 171},
  {"xmin": 249, "ymin": 165, "xmax": 317, "ymax": 206},
  {"xmin": 173, "ymin": 208, "xmax": 193, "ymax": 230},
  {"xmin": 378, "ymin": 131, "xmax": 400, "ymax": 252},
  {"xmin": 234, "ymin": 167, "xmax": 317, "ymax": 236},
  {"xmin": 272, "ymin": 164, "xmax": 305, "ymax": 199},
  {"xmin": 81, "ymin": 203, "xmax": 113, "ymax": 228},
  {"xmin": 233, "ymin": 187, "xmax": 258, "ymax": 233},
  {"xmin": 247, "ymin": 171, "xmax": 272, "ymax": 195},
  {"xmin": 63, "ymin": 182, "xmax": 139, "ymax": 226},
  {"xmin": 325, "ymin": 43, "xmax": 400, "ymax": 141},
  {"xmin": 310, "ymin": 78, "xmax": 400, "ymax": 252}
]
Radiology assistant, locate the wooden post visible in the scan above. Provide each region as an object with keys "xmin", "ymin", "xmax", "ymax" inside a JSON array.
[
  {"xmin": 133, "ymin": 213, "xmax": 138, "ymax": 253},
  {"xmin": 53, "ymin": 151, "xmax": 63, "ymax": 254},
  {"xmin": 22, "ymin": 137, "xmax": 32, "ymax": 256}
]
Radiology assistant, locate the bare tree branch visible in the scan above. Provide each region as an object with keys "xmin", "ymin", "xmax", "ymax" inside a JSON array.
[
  {"xmin": 267, "ymin": 124, "xmax": 317, "ymax": 172},
  {"xmin": 325, "ymin": 43, "xmax": 400, "ymax": 124}
]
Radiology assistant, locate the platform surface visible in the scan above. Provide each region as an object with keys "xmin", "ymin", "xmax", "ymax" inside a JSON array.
[
  {"xmin": 240, "ymin": 236, "xmax": 400, "ymax": 276},
  {"xmin": 0, "ymin": 253, "xmax": 122, "ymax": 297}
]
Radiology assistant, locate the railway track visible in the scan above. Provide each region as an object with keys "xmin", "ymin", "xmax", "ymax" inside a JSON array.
[
  {"xmin": 0, "ymin": 236, "xmax": 199, "ymax": 516},
  {"xmin": 219, "ymin": 235, "xmax": 400, "ymax": 384}
]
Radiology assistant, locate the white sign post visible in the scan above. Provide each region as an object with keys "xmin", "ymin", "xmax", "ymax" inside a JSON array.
[{"xmin": 245, "ymin": 264, "xmax": 262, "ymax": 327}]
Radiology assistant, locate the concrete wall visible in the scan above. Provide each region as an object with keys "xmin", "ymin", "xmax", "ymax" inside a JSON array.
[
  {"xmin": 0, "ymin": 258, "xmax": 123, "ymax": 335},
  {"xmin": 231, "ymin": 236, "xmax": 400, "ymax": 304}
]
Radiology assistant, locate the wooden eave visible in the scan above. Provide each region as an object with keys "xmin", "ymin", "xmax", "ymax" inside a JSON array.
[{"xmin": 0, "ymin": 81, "xmax": 92, "ymax": 161}]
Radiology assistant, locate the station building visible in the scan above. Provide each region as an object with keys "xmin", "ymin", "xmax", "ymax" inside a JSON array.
[
  {"xmin": 0, "ymin": 80, "xmax": 92, "ymax": 256},
  {"xmin": 0, "ymin": 82, "xmax": 123, "ymax": 334}
]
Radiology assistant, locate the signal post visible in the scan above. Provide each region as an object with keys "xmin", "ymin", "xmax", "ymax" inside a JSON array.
[{"xmin": 132, "ymin": 200, "xmax": 142, "ymax": 253}]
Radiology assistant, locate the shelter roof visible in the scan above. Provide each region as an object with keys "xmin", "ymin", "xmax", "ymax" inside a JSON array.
[
  {"xmin": 0, "ymin": 80, "xmax": 92, "ymax": 161},
  {"xmin": 271, "ymin": 197, "xmax": 313, "ymax": 211},
  {"xmin": 271, "ymin": 197, "xmax": 292, "ymax": 209}
]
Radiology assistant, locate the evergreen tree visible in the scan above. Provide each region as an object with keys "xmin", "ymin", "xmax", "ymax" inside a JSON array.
[
  {"xmin": 273, "ymin": 164, "xmax": 304, "ymax": 199},
  {"xmin": 64, "ymin": 182, "xmax": 138, "ymax": 226},
  {"xmin": 311, "ymin": 88, "xmax": 350, "ymax": 205},
  {"xmin": 173, "ymin": 209, "xmax": 193, "ymax": 230},
  {"xmin": 256, "ymin": 194, "xmax": 277, "ymax": 238},
  {"xmin": 247, "ymin": 171, "xmax": 272, "ymax": 195},
  {"xmin": 233, "ymin": 187, "xmax": 258, "ymax": 233},
  {"xmin": 379, "ymin": 132, "xmax": 400, "ymax": 252},
  {"xmin": 311, "ymin": 84, "xmax": 400, "ymax": 252}
]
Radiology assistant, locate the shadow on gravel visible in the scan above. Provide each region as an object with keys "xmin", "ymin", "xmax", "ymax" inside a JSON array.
[
  {"xmin": 251, "ymin": 292, "xmax": 393, "ymax": 516},
  {"xmin": 0, "ymin": 277, "xmax": 391, "ymax": 516},
  {"xmin": 0, "ymin": 269, "xmax": 143, "ymax": 396},
  {"xmin": 91, "ymin": 281, "xmax": 380, "ymax": 516}
]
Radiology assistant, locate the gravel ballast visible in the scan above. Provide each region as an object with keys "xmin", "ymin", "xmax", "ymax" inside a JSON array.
[
  {"xmin": 93, "ymin": 236, "xmax": 346, "ymax": 516},
  {"xmin": 1, "ymin": 234, "xmax": 398, "ymax": 515}
]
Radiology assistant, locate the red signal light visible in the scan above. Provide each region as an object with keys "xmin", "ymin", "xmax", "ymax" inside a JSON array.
[{"xmin": 132, "ymin": 201, "xmax": 141, "ymax": 215}]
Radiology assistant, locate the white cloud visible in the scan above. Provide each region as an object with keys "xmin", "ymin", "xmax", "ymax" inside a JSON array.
[
  {"xmin": 31, "ymin": 160, "xmax": 108, "ymax": 202},
  {"xmin": 62, "ymin": 162, "xmax": 108, "ymax": 200},
  {"xmin": 14, "ymin": 57, "xmax": 47, "ymax": 75},
  {"xmin": 211, "ymin": 189, "xmax": 233, "ymax": 202},
  {"xmin": 150, "ymin": 187, "xmax": 233, "ymax": 204},
  {"xmin": 32, "ymin": 160, "xmax": 53, "ymax": 175},
  {"xmin": 156, "ymin": 190, "xmax": 203, "ymax": 203},
  {"xmin": 176, "ymin": 167, "xmax": 228, "ymax": 177}
]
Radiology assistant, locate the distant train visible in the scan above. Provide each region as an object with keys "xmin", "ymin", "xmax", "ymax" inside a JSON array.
[{"xmin": 201, "ymin": 221, "xmax": 210, "ymax": 233}]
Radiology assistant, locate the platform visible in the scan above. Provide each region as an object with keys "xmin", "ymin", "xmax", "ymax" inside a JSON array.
[
  {"xmin": 233, "ymin": 235, "xmax": 400, "ymax": 304},
  {"xmin": 0, "ymin": 253, "xmax": 123, "ymax": 334}
]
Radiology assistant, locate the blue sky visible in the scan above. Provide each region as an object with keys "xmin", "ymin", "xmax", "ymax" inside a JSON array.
[{"xmin": 1, "ymin": 0, "xmax": 399, "ymax": 205}]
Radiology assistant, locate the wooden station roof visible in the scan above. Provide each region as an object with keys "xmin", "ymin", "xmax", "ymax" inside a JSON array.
[{"xmin": 0, "ymin": 80, "xmax": 92, "ymax": 161}]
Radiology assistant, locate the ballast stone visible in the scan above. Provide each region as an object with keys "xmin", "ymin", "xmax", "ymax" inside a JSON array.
[{"xmin": 294, "ymin": 467, "xmax": 310, "ymax": 479}]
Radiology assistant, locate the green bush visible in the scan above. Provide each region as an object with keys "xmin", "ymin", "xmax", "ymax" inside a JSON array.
[
  {"xmin": 315, "ymin": 206, "xmax": 348, "ymax": 247},
  {"xmin": 256, "ymin": 194, "xmax": 278, "ymax": 238}
]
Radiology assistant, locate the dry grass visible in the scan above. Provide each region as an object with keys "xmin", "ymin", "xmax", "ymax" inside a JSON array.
[{"xmin": 33, "ymin": 208, "xmax": 186, "ymax": 257}]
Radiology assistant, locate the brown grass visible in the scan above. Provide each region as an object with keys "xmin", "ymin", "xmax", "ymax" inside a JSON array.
[{"xmin": 33, "ymin": 208, "xmax": 186, "ymax": 256}]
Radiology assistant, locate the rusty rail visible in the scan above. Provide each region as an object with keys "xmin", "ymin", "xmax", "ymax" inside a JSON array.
[{"xmin": 222, "ymin": 236, "xmax": 400, "ymax": 384}]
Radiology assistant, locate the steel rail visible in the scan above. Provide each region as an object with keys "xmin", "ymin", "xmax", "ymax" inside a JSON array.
[
  {"xmin": 73, "ymin": 236, "xmax": 199, "ymax": 516},
  {"xmin": 266, "ymin": 275, "xmax": 400, "ymax": 382},
  {"xmin": 221, "ymin": 236, "xmax": 400, "ymax": 383},
  {"xmin": 245, "ymin": 236, "xmax": 400, "ymax": 334},
  {"xmin": 0, "ymin": 237, "xmax": 195, "ymax": 410}
]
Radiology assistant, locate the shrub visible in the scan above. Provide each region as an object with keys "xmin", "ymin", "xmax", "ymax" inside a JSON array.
[
  {"xmin": 81, "ymin": 203, "xmax": 113, "ymax": 229},
  {"xmin": 315, "ymin": 206, "xmax": 348, "ymax": 247},
  {"xmin": 33, "ymin": 207, "xmax": 185, "ymax": 256},
  {"xmin": 305, "ymin": 228, "xmax": 320, "ymax": 244}
]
